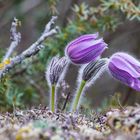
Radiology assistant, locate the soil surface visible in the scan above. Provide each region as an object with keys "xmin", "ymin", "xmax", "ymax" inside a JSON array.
[{"xmin": 0, "ymin": 105, "xmax": 140, "ymax": 140}]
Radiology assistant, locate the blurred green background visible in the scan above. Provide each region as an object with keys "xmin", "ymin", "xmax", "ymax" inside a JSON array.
[{"xmin": 0, "ymin": 0, "xmax": 140, "ymax": 112}]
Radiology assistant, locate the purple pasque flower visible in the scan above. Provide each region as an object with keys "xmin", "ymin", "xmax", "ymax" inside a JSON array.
[
  {"xmin": 65, "ymin": 33, "xmax": 108, "ymax": 64},
  {"xmin": 46, "ymin": 56, "xmax": 68, "ymax": 85},
  {"xmin": 108, "ymin": 52, "xmax": 140, "ymax": 91}
]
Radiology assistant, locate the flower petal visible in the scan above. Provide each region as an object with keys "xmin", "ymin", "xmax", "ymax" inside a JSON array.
[
  {"xmin": 68, "ymin": 38, "xmax": 104, "ymax": 57},
  {"xmin": 65, "ymin": 33, "xmax": 107, "ymax": 64},
  {"xmin": 108, "ymin": 52, "xmax": 140, "ymax": 91},
  {"xmin": 108, "ymin": 62, "xmax": 134, "ymax": 86},
  {"xmin": 115, "ymin": 52, "xmax": 140, "ymax": 73},
  {"xmin": 69, "ymin": 43, "xmax": 105, "ymax": 64},
  {"xmin": 67, "ymin": 33, "xmax": 99, "ymax": 48},
  {"xmin": 110, "ymin": 55, "xmax": 140, "ymax": 78}
]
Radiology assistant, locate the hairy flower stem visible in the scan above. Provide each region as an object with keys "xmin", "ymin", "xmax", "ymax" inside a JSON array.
[
  {"xmin": 51, "ymin": 84, "xmax": 56, "ymax": 112},
  {"xmin": 72, "ymin": 80, "xmax": 86, "ymax": 112}
]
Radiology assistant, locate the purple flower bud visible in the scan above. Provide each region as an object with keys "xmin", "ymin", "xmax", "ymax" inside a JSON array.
[
  {"xmin": 65, "ymin": 33, "xmax": 108, "ymax": 64},
  {"xmin": 108, "ymin": 52, "xmax": 140, "ymax": 91},
  {"xmin": 82, "ymin": 58, "xmax": 107, "ymax": 82},
  {"xmin": 46, "ymin": 56, "xmax": 68, "ymax": 85}
]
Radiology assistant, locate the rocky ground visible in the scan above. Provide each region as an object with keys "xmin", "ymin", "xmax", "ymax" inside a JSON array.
[{"xmin": 0, "ymin": 105, "xmax": 140, "ymax": 140}]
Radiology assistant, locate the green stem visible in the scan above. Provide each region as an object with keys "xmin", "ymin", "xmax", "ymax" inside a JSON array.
[
  {"xmin": 72, "ymin": 80, "xmax": 86, "ymax": 112},
  {"xmin": 51, "ymin": 84, "xmax": 55, "ymax": 112}
]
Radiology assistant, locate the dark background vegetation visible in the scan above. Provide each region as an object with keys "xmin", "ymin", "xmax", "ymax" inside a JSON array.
[{"xmin": 0, "ymin": 0, "xmax": 140, "ymax": 111}]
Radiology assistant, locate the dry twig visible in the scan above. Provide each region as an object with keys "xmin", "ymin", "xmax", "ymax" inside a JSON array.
[
  {"xmin": 0, "ymin": 16, "xmax": 58, "ymax": 79},
  {"xmin": 3, "ymin": 17, "xmax": 21, "ymax": 61}
]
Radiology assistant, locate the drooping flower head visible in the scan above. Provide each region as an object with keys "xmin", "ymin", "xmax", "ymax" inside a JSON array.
[
  {"xmin": 46, "ymin": 56, "xmax": 68, "ymax": 85},
  {"xmin": 108, "ymin": 52, "xmax": 140, "ymax": 91},
  {"xmin": 71, "ymin": 58, "xmax": 108, "ymax": 111},
  {"xmin": 65, "ymin": 33, "xmax": 108, "ymax": 64}
]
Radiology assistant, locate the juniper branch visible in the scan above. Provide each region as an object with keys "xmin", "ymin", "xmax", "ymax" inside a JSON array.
[{"xmin": 0, "ymin": 16, "xmax": 58, "ymax": 79}]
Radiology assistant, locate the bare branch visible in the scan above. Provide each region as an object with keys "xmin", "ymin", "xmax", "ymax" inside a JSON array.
[
  {"xmin": 3, "ymin": 18, "xmax": 21, "ymax": 61},
  {"xmin": 44, "ymin": 16, "xmax": 57, "ymax": 33},
  {"xmin": 0, "ymin": 16, "xmax": 58, "ymax": 79}
]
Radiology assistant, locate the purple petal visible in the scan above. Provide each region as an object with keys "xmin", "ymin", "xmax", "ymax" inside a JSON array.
[
  {"xmin": 109, "ymin": 62, "xmax": 134, "ymax": 86},
  {"xmin": 71, "ymin": 43, "xmax": 107, "ymax": 64},
  {"xmin": 108, "ymin": 52, "xmax": 140, "ymax": 91},
  {"xmin": 67, "ymin": 33, "xmax": 99, "ymax": 48},
  {"xmin": 109, "ymin": 63, "xmax": 140, "ymax": 91},
  {"xmin": 115, "ymin": 52, "xmax": 140, "ymax": 73},
  {"xmin": 65, "ymin": 33, "xmax": 107, "ymax": 64},
  {"xmin": 110, "ymin": 55, "xmax": 140, "ymax": 78},
  {"xmin": 68, "ymin": 38, "xmax": 104, "ymax": 57},
  {"xmin": 132, "ymin": 79, "xmax": 140, "ymax": 91}
]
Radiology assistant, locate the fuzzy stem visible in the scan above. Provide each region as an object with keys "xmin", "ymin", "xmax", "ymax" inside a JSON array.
[
  {"xmin": 72, "ymin": 80, "xmax": 86, "ymax": 112},
  {"xmin": 51, "ymin": 84, "xmax": 56, "ymax": 112}
]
